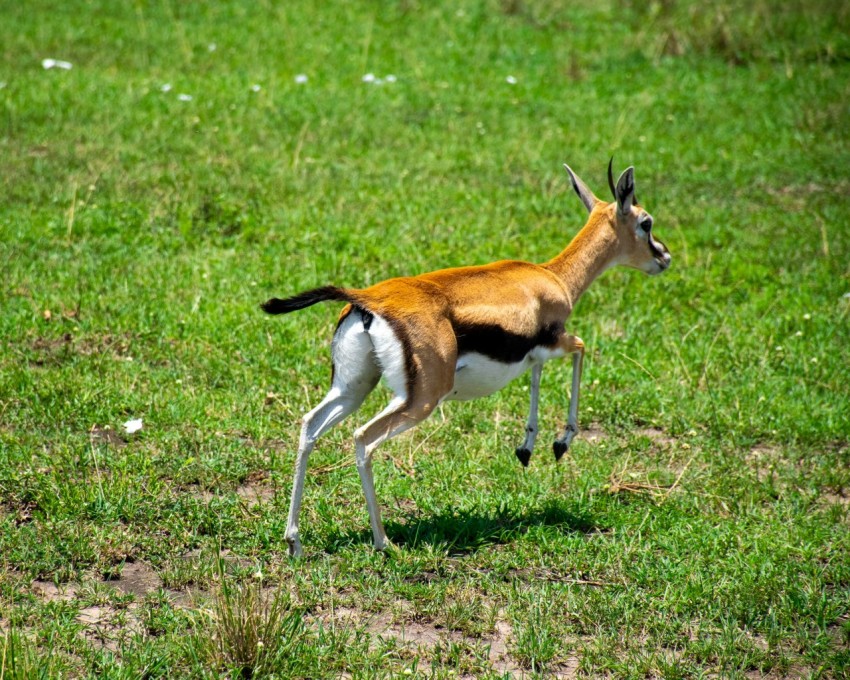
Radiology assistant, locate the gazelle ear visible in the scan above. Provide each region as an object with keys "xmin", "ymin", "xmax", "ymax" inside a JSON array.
[
  {"xmin": 615, "ymin": 166, "xmax": 636, "ymax": 215},
  {"xmin": 563, "ymin": 164, "xmax": 599, "ymax": 214}
]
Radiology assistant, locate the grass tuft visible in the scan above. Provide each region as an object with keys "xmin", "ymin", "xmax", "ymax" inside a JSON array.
[{"xmin": 191, "ymin": 567, "xmax": 305, "ymax": 678}]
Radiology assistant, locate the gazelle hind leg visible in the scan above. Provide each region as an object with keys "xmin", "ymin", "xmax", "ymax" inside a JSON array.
[
  {"xmin": 354, "ymin": 397, "xmax": 436, "ymax": 550},
  {"xmin": 285, "ymin": 310, "xmax": 379, "ymax": 557},
  {"xmin": 354, "ymin": 311, "xmax": 456, "ymax": 550},
  {"xmin": 554, "ymin": 335, "xmax": 585, "ymax": 461}
]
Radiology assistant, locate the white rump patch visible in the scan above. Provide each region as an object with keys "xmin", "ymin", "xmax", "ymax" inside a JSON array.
[{"xmin": 364, "ymin": 314, "xmax": 408, "ymax": 401}]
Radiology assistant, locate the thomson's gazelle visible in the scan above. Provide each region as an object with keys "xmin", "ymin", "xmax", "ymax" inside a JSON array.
[{"xmin": 263, "ymin": 161, "xmax": 671, "ymax": 556}]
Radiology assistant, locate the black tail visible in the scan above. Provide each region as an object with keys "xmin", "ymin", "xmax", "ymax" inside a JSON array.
[{"xmin": 261, "ymin": 286, "xmax": 352, "ymax": 315}]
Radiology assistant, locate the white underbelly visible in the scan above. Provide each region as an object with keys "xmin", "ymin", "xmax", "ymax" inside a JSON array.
[
  {"xmin": 445, "ymin": 353, "xmax": 533, "ymax": 401},
  {"xmin": 443, "ymin": 344, "xmax": 568, "ymax": 402}
]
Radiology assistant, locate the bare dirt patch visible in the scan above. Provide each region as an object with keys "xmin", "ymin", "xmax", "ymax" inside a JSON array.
[
  {"xmin": 747, "ymin": 444, "xmax": 784, "ymax": 482},
  {"xmin": 636, "ymin": 427, "xmax": 677, "ymax": 448},
  {"xmin": 110, "ymin": 561, "xmax": 163, "ymax": 597},
  {"xmin": 507, "ymin": 567, "xmax": 613, "ymax": 588},
  {"xmin": 27, "ymin": 333, "xmax": 73, "ymax": 365},
  {"xmin": 31, "ymin": 580, "xmax": 79, "ymax": 602},
  {"xmin": 236, "ymin": 435, "xmax": 289, "ymax": 453},
  {"xmin": 27, "ymin": 332, "xmax": 141, "ymax": 366},
  {"xmin": 73, "ymin": 333, "xmax": 137, "ymax": 359},
  {"xmin": 186, "ymin": 481, "xmax": 276, "ymax": 509},
  {"xmin": 581, "ymin": 422, "xmax": 609, "ymax": 444},
  {"xmin": 77, "ymin": 602, "xmax": 145, "ymax": 652},
  {"xmin": 321, "ymin": 605, "xmax": 578, "ymax": 678},
  {"xmin": 819, "ymin": 489, "xmax": 850, "ymax": 509},
  {"xmin": 235, "ymin": 482, "xmax": 276, "ymax": 506},
  {"xmin": 32, "ymin": 562, "xmax": 168, "ymax": 603},
  {"xmin": 30, "ymin": 576, "xmax": 153, "ymax": 654},
  {"xmin": 745, "ymin": 666, "xmax": 808, "ymax": 679},
  {"xmin": 89, "ymin": 424, "xmax": 126, "ymax": 448}
]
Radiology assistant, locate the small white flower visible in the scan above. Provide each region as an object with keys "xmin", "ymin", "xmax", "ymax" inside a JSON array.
[
  {"xmin": 250, "ymin": 83, "xmax": 261, "ymax": 92},
  {"xmin": 505, "ymin": 75, "xmax": 517, "ymax": 84},
  {"xmin": 795, "ymin": 331, "xmax": 803, "ymax": 337},
  {"xmin": 178, "ymin": 93, "xmax": 193, "ymax": 101},
  {"xmin": 385, "ymin": 74, "xmax": 397, "ymax": 83},
  {"xmin": 775, "ymin": 346, "xmax": 783, "ymax": 352},
  {"xmin": 843, "ymin": 292, "xmax": 850, "ymax": 300},
  {"xmin": 811, "ymin": 357, "xmax": 818, "ymax": 363},
  {"xmin": 362, "ymin": 73, "xmax": 376, "ymax": 83},
  {"xmin": 160, "ymin": 83, "xmax": 172, "ymax": 92},
  {"xmin": 123, "ymin": 418, "xmax": 143, "ymax": 434},
  {"xmin": 42, "ymin": 59, "xmax": 73, "ymax": 70},
  {"xmin": 208, "ymin": 43, "xmax": 217, "ymax": 52},
  {"xmin": 802, "ymin": 313, "xmax": 811, "ymax": 320},
  {"xmin": 295, "ymin": 74, "xmax": 308, "ymax": 84},
  {"xmin": 256, "ymin": 640, "xmax": 264, "ymax": 649},
  {"xmin": 253, "ymin": 569, "xmax": 263, "ymax": 581}
]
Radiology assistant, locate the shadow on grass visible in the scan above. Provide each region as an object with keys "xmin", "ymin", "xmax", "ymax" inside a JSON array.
[{"xmin": 323, "ymin": 501, "xmax": 606, "ymax": 555}]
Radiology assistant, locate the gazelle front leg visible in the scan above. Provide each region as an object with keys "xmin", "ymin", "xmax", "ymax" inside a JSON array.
[
  {"xmin": 515, "ymin": 363, "xmax": 542, "ymax": 467},
  {"xmin": 554, "ymin": 335, "xmax": 585, "ymax": 461}
]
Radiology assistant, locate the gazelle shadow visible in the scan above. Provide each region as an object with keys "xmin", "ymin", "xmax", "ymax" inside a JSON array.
[{"xmin": 322, "ymin": 500, "xmax": 606, "ymax": 555}]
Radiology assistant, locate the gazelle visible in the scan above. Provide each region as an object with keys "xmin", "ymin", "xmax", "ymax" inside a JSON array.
[{"xmin": 263, "ymin": 161, "xmax": 671, "ymax": 556}]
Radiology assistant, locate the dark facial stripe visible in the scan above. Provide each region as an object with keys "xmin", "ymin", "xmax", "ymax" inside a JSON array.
[
  {"xmin": 453, "ymin": 320, "xmax": 563, "ymax": 364},
  {"xmin": 648, "ymin": 236, "xmax": 667, "ymax": 258}
]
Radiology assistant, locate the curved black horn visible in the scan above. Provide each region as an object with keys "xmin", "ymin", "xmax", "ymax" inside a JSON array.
[{"xmin": 607, "ymin": 157, "xmax": 616, "ymax": 200}]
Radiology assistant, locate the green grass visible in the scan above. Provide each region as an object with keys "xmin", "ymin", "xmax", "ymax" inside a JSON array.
[{"xmin": 1, "ymin": 0, "xmax": 849, "ymax": 676}]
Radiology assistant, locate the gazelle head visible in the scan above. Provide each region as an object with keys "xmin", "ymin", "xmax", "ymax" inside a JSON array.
[{"xmin": 563, "ymin": 159, "xmax": 671, "ymax": 275}]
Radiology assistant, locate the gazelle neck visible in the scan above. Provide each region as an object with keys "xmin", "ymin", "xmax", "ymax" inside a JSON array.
[{"xmin": 543, "ymin": 209, "xmax": 621, "ymax": 304}]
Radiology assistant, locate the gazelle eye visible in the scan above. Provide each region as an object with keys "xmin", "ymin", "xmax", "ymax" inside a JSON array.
[{"xmin": 640, "ymin": 218, "xmax": 653, "ymax": 232}]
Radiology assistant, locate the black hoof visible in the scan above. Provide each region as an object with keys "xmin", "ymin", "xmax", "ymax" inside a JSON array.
[
  {"xmin": 553, "ymin": 440, "xmax": 568, "ymax": 461},
  {"xmin": 515, "ymin": 447, "xmax": 531, "ymax": 467}
]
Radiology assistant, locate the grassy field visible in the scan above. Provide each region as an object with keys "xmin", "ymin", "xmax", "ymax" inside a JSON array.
[{"xmin": 2, "ymin": 0, "xmax": 849, "ymax": 677}]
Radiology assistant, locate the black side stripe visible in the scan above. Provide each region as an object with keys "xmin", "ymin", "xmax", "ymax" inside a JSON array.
[{"xmin": 453, "ymin": 320, "xmax": 562, "ymax": 364}]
